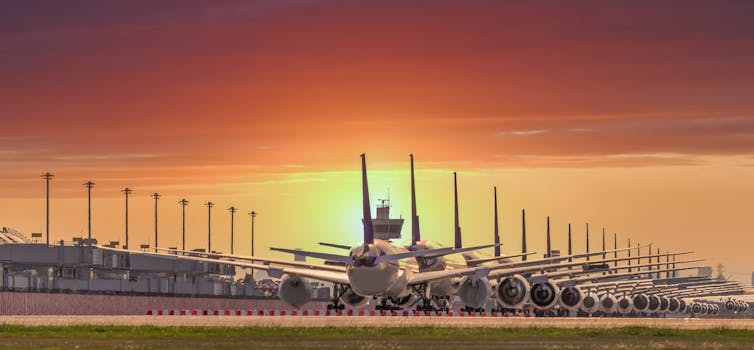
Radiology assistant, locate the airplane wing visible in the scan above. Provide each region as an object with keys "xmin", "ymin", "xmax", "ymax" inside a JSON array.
[
  {"xmin": 155, "ymin": 247, "xmax": 347, "ymax": 272},
  {"xmin": 408, "ymin": 266, "xmax": 490, "ymax": 285},
  {"xmin": 281, "ymin": 267, "xmax": 350, "ymax": 285}
]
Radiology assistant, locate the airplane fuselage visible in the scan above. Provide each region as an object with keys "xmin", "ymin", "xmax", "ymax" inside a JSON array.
[{"xmin": 346, "ymin": 240, "xmax": 409, "ymax": 297}]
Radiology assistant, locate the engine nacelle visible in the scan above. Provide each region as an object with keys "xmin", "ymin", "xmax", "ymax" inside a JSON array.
[
  {"xmin": 457, "ymin": 275, "xmax": 491, "ymax": 309},
  {"xmin": 701, "ymin": 303, "xmax": 709, "ymax": 315},
  {"xmin": 277, "ymin": 274, "xmax": 312, "ymax": 309},
  {"xmin": 580, "ymin": 293, "xmax": 600, "ymax": 314},
  {"xmin": 530, "ymin": 280, "xmax": 560, "ymax": 310},
  {"xmin": 599, "ymin": 294, "xmax": 618, "ymax": 314},
  {"xmin": 725, "ymin": 299, "xmax": 736, "ymax": 312},
  {"xmin": 495, "ymin": 275, "xmax": 530, "ymax": 309},
  {"xmin": 679, "ymin": 299, "xmax": 687, "ymax": 314},
  {"xmin": 691, "ymin": 302, "xmax": 703, "ymax": 314},
  {"xmin": 710, "ymin": 304, "xmax": 719, "ymax": 316},
  {"xmin": 668, "ymin": 297, "xmax": 680, "ymax": 313},
  {"xmin": 339, "ymin": 288, "xmax": 370, "ymax": 308},
  {"xmin": 389, "ymin": 293, "xmax": 419, "ymax": 309},
  {"xmin": 559, "ymin": 286, "xmax": 584, "ymax": 312},
  {"xmin": 659, "ymin": 296, "xmax": 670, "ymax": 313},
  {"xmin": 647, "ymin": 295, "xmax": 661, "ymax": 313},
  {"xmin": 632, "ymin": 294, "xmax": 649, "ymax": 313},
  {"xmin": 741, "ymin": 301, "xmax": 750, "ymax": 313},
  {"xmin": 616, "ymin": 295, "xmax": 633, "ymax": 314}
]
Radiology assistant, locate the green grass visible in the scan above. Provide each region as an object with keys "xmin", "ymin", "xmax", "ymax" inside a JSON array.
[{"xmin": 0, "ymin": 326, "xmax": 752, "ymax": 349}]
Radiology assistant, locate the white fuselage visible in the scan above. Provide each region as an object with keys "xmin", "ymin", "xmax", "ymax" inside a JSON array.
[{"xmin": 346, "ymin": 240, "xmax": 409, "ymax": 297}]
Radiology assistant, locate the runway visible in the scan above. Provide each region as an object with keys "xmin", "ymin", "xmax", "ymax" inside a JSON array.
[{"xmin": 1, "ymin": 316, "xmax": 753, "ymax": 329}]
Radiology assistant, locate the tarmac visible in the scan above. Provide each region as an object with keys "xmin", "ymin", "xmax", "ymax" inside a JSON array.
[{"xmin": 0, "ymin": 316, "xmax": 753, "ymax": 329}]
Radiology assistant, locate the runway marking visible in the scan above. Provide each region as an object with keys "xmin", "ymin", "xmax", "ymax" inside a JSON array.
[{"xmin": 145, "ymin": 309, "xmax": 535, "ymax": 317}]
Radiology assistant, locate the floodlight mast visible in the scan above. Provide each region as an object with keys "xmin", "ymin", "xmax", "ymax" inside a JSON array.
[
  {"xmin": 179, "ymin": 199, "xmax": 189, "ymax": 251},
  {"xmin": 249, "ymin": 210, "xmax": 257, "ymax": 257},
  {"xmin": 228, "ymin": 206, "xmax": 237, "ymax": 255},
  {"xmin": 83, "ymin": 181, "xmax": 95, "ymax": 240},
  {"xmin": 41, "ymin": 172, "xmax": 54, "ymax": 245},
  {"xmin": 205, "ymin": 201, "xmax": 214, "ymax": 253},
  {"xmin": 122, "ymin": 188, "xmax": 133, "ymax": 249},
  {"xmin": 152, "ymin": 192, "xmax": 161, "ymax": 250}
]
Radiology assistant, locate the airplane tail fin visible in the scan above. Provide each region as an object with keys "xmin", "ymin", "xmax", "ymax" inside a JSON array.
[
  {"xmin": 410, "ymin": 154, "xmax": 420, "ymax": 245},
  {"xmin": 493, "ymin": 187, "xmax": 500, "ymax": 257},
  {"xmin": 454, "ymin": 172, "xmax": 462, "ymax": 249},
  {"xmin": 546, "ymin": 216, "xmax": 551, "ymax": 258},
  {"xmin": 361, "ymin": 154, "xmax": 374, "ymax": 245},
  {"xmin": 521, "ymin": 209, "xmax": 527, "ymax": 261}
]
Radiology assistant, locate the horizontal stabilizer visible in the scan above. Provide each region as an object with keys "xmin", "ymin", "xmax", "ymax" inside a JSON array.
[
  {"xmin": 465, "ymin": 251, "xmax": 536, "ymax": 265},
  {"xmin": 318, "ymin": 242, "xmax": 353, "ymax": 250},
  {"xmin": 424, "ymin": 243, "xmax": 501, "ymax": 258},
  {"xmin": 270, "ymin": 247, "xmax": 354, "ymax": 264}
]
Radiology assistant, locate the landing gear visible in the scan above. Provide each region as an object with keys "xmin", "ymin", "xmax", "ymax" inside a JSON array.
[
  {"xmin": 411, "ymin": 283, "xmax": 437, "ymax": 311},
  {"xmin": 326, "ymin": 284, "xmax": 349, "ymax": 310}
]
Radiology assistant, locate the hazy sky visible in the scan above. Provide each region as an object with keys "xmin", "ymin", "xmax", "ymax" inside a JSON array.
[{"xmin": 1, "ymin": 1, "xmax": 754, "ymax": 281}]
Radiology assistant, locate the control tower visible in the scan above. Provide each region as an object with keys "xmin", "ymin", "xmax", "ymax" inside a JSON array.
[{"xmin": 368, "ymin": 199, "xmax": 404, "ymax": 241}]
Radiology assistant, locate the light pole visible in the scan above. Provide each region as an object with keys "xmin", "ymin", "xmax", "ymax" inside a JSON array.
[
  {"xmin": 41, "ymin": 172, "xmax": 54, "ymax": 245},
  {"xmin": 228, "ymin": 206, "xmax": 237, "ymax": 255},
  {"xmin": 179, "ymin": 199, "xmax": 189, "ymax": 251},
  {"xmin": 122, "ymin": 188, "xmax": 133, "ymax": 249},
  {"xmin": 83, "ymin": 181, "xmax": 95, "ymax": 240},
  {"xmin": 205, "ymin": 201, "xmax": 214, "ymax": 253},
  {"xmin": 249, "ymin": 210, "xmax": 256, "ymax": 257},
  {"xmin": 152, "ymin": 192, "xmax": 160, "ymax": 250}
]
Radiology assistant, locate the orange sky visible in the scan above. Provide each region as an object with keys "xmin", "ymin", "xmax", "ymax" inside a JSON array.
[{"xmin": 1, "ymin": 1, "xmax": 754, "ymax": 281}]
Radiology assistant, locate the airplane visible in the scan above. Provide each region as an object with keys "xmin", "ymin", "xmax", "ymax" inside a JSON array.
[{"xmin": 269, "ymin": 154, "xmax": 503, "ymax": 310}]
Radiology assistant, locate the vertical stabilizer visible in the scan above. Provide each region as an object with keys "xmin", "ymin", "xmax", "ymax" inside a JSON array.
[
  {"xmin": 628, "ymin": 238, "xmax": 631, "ymax": 273},
  {"xmin": 453, "ymin": 172, "xmax": 462, "ymax": 249},
  {"xmin": 521, "ymin": 209, "xmax": 527, "ymax": 261},
  {"xmin": 585, "ymin": 223, "xmax": 590, "ymax": 261},
  {"xmin": 602, "ymin": 227, "xmax": 606, "ymax": 260},
  {"xmin": 493, "ymin": 187, "xmax": 500, "ymax": 257},
  {"xmin": 361, "ymin": 154, "xmax": 374, "ymax": 245},
  {"xmin": 410, "ymin": 154, "xmax": 420, "ymax": 245},
  {"xmin": 568, "ymin": 223, "xmax": 573, "ymax": 262},
  {"xmin": 546, "ymin": 216, "xmax": 551, "ymax": 258}
]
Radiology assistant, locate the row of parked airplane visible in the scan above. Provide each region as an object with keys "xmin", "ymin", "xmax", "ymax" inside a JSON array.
[{"xmin": 132, "ymin": 154, "xmax": 749, "ymax": 317}]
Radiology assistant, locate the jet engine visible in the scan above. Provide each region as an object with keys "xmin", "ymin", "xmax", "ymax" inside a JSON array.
[
  {"xmin": 668, "ymin": 297, "xmax": 680, "ymax": 313},
  {"xmin": 580, "ymin": 293, "xmax": 600, "ymax": 314},
  {"xmin": 632, "ymin": 294, "xmax": 649, "ymax": 313},
  {"xmin": 339, "ymin": 288, "xmax": 370, "ymax": 308},
  {"xmin": 700, "ymin": 303, "xmax": 709, "ymax": 315},
  {"xmin": 710, "ymin": 304, "xmax": 719, "ymax": 316},
  {"xmin": 390, "ymin": 292, "xmax": 419, "ymax": 309},
  {"xmin": 725, "ymin": 299, "xmax": 736, "ymax": 312},
  {"xmin": 690, "ymin": 302, "xmax": 703, "ymax": 314},
  {"xmin": 659, "ymin": 296, "xmax": 670, "ymax": 313},
  {"xmin": 679, "ymin": 299, "xmax": 687, "ymax": 314},
  {"xmin": 457, "ymin": 275, "xmax": 491, "ymax": 309},
  {"xmin": 495, "ymin": 275, "xmax": 530, "ymax": 309},
  {"xmin": 647, "ymin": 295, "xmax": 661, "ymax": 313},
  {"xmin": 530, "ymin": 280, "xmax": 560, "ymax": 310},
  {"xmin": 616, "ymin": 295, "xmax": 633, "ymax": 314},
  {"xmin": 277, "ymin": 274, "xmax": 312, "ymax": 308},
  {"xmin": 599, "ymin": 294, "xmax": 618, "ymax": 314},
  {"xmin": 559, "ymin": 286, "xmax": 584, "ymax": 312}
]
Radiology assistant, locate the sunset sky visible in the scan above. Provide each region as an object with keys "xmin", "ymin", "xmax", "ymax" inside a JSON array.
[{"xmin": 1, "ymin": 1, "xmax": 754, "ymax": 281}]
